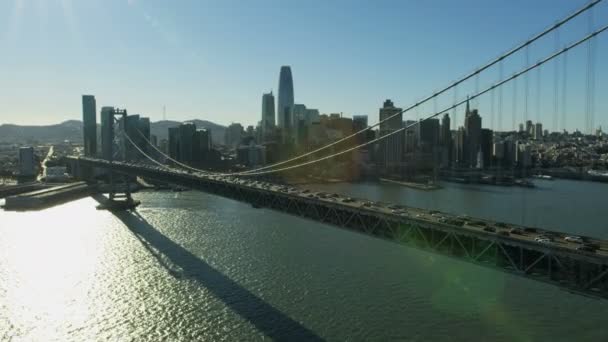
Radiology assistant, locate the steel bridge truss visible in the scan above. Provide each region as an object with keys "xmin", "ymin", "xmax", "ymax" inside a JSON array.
[
  {"xmin": 72, "ymin": 158, "xmax": 608, "ymax": 299},
  {"xmin": 188, "ymin": 179, "xmax": 608, "ymax": 299}
]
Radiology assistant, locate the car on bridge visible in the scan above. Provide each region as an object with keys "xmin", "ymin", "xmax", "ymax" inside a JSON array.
[{"xmin": 564, "ymin": 236, "xmax": 584, "ymax": 244}]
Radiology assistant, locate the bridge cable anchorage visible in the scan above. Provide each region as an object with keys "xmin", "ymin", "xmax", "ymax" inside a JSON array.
[
  {"xmin": 234, "ymin": 24, "xmax": 608, "ymax": 176},
  {"xmin": 229, "ymin": 0, "xmax": 602, "ymax": 176}
]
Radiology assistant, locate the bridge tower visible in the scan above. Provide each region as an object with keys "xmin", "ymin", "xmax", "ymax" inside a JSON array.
[{"xmin": 98, "ymin": 108, "xmax": 140, "ymax": 211}]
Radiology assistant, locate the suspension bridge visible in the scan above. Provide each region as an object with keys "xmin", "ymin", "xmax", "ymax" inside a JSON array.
[{"xmin": 68, "ymin": 1, "xmax": 607, "ymax": 299}]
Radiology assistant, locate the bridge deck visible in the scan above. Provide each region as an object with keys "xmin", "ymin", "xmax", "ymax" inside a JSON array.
[{"xmin": 70, "ymin": 157, "xmax": 608, "ymax": 299}]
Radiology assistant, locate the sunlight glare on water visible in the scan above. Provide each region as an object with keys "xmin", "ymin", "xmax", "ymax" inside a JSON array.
[{"xmin": 1, "ymin": 189, "xmax": 608, "ymax": 341}]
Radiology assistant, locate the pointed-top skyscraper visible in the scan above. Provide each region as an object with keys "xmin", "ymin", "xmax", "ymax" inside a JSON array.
[{"xmin": 277, "ymin": 66, "xmax": 294, "ymax": 130}]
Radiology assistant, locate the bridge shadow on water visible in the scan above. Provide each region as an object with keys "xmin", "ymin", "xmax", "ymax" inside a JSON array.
[{"xmin": 96, "ymin": 198, "xmax": 323, "ymax": 341}]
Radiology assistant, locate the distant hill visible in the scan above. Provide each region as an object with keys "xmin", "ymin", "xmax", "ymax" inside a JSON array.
[
  {"xmin": 0, "ymin": 120, "xmax": 83, "ymax": 144},
  {"xmin": 151, "ymin": 120, "xmax": 225, "ymax": 145},
  {"xmin": 0, "ymin": 119, "xmax": 226, "ymax": 145}
]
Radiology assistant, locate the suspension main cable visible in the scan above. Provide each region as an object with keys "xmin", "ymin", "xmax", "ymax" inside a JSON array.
[
  {"xmin": 236, "ymin": 24, "xmax": 608, "ymax": 176},
  {"xmin": 236, "ymin": 0, "xmax": 602, "ymax": 175},
  {"xmin": 123, "ymin": 131, "xmax": 172, "ymax": 169},
  {"xmin": 133, "ymin": 128, "xmax": 219, "ymax": 175}
]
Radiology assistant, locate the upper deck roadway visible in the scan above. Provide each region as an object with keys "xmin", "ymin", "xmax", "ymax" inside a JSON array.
[{"xmin": 70, "ymin": 156, "xmax": 608, "ymax": 299}]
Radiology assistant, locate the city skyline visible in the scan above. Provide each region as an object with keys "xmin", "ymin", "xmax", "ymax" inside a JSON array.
[{"xmin": 1, "ymin": 0, "xmax": 607, "ymax": 132}]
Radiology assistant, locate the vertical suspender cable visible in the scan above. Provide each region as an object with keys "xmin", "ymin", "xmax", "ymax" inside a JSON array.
[
  {"xmin": 512, "ymin": 77, "xmax": 518, "ymax": 131},
  {"xmin": 554, "ymin": 27, "xmax": 560, "ymax": 132},
  {"xmin": 524, "ymin": 45, "xmax": 530, "ymax": 125},
  {"xmin": 536, "ymin": 66, "xmax": 541, "ymax": 124},
  {"xmin": 561, "ymin": 49, "xmax": 568, "ymax": 132},
  {"xmin": 498, "ymin": 61, "xmax": 504, "ymax": 132}
]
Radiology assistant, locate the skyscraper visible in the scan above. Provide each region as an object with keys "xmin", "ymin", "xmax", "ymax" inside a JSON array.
[
  {"xmin": 378, "ymin": 99, "xmax": 404, "ymax": 175},
  {"xmin": 277, "ymin": 66, "xmax": 294, "ymax": 129},
  {"xmin": 440, "ymin": 113, "xmax": 451, "ymax": 145},
  {"xmin": 481, "ymin": 128, "xmax": 494, "ymax": 168},
  {"xmin": 101, "ymin": 107, "xmax": 114, "ymax": 160},
  {"xmin": 19, "ymin": 147, "xmax": 35, "ymax": 176},
  {"xmin": 261, "ymin": 91, "xmax": 275, "ymax": 135},
  {"xmin": 353, "ymin": 115, "xmax": 369, "ymax": 145},
  {"xmin": 418, "ymin": 118, "xmax": 440, "ymax": 150},
  {"xmin": 82, "ymin": 95, "xmax": 97, "ymax": 157},
  {"xmin": 534, "ymin": 122, "xmax": 543, "ymax": 140},
  {"xmin": 178, "ymin": 122, "xmax": 197, "ymax": 163},
  {"xmin": 379, "ymin": 99, "xmax": 402, "ymax": 131},
  {"xmin": 464, "ymin": 97, "xmax": 482, "ymax": 168},
  {"xmin": 440, "ymin": 113, "xmax": 452, "ymax": 167},
  {"xmin": 526, "ymin": 120, "xmax": 534, "ymax": 135}
]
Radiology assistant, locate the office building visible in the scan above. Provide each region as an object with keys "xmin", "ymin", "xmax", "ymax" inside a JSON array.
[
  {"xmin": 379, "ymin": 99, "xmax": 402, "ymax": 131},
  {"xmin": 261, "ymin": 92, "xmax": 275, "ymax": 136},
  {"xmin": 193, "ymin": 128, "xmax": 212, "ymax": 162},
  {"xmin": 440, "ymin": 113, "xmax": 452, "ymax": 167},
  {"xmin": 454, "ymin": 127, "xmax": 466, "ymax": 165},
  {"xmin": 418, "ymin": 118, "xmax": 440, "ymax": 151},
  {"xmin": 19, "ymin": 147, "xmax": 35, "ymax": 176},
  {"xmin": 277, "ymin": 66, "xmax": 294, "ymax": 129},
  {"xmin": 225, "ymin": 123, "xmax": 244, "ymax": 148},
  {"xmin": 101, "ymin": 107, "xmax": 114, "ymax": 161},
  {"xmin": 353, "ymin": 115, "xmax": 369, "ymax": 145},
  {"xmin": 82, "ymin": 95, "xmax": 97, "ymax": 157},
  {"xmin": 464, "ymin": 98, "xmax": 482, "ymax": 168},
  {"xmin": 534, "ymin": 122, "xmax": 543, "ymax": 140},
  {"xmin": 168, "ymin": 127, "xmax": 180, "ymax": 160},
  {"xmin": 237, "ymin": 142, "xmax": 266, "ymax": 167},
  {"xmin": 178, "ymin": 122, "xmax": 196, "ymax": 163},
  {"xmin": 440, "ymin": 114, "xmax": 451, "ymax": 145},
  {"xmin": 378, "ymin": 99, "xmax": 404, "ymax": 174},
  {"xmin": 305, "ymin": 109, "xmax": 320, "ymax": 124},
  {"xmin": 526, "ymin": 120, "xmax": 534, "ymax": 135},
  {"xmin": 480, "ymin": 128, "xmax": 493, "ymax": 168},
  {"xmin": 120, "ymin": 114, "xmax": 140, "ymax": 161}
]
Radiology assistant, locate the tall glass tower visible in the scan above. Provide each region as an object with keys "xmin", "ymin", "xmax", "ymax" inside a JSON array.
[
  {"xmin": 82, "ymin": 95, "xmax": 97, "ymax": 157},
  {"xmin": 277, "ymin": 66, "xmax": 294, "ymax": 129}
]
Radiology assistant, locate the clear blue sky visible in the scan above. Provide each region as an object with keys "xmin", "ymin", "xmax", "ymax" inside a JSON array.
[{"xmin": 1, "ymin": 0, "xmax": 606, "ymax": 132}]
